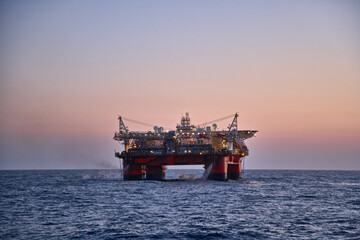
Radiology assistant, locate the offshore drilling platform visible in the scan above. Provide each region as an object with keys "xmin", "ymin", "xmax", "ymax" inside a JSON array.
[{"xmin": 114, "ymin": 113, "xmax": 257, "ymax": 181}]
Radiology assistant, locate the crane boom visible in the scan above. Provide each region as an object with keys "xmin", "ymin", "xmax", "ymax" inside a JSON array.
[
  {"xmin": 122, "ymin": 117, "xmax": 155, "ymax": 128},
  {"xmin": 197, "ymin": 113, "xmax": 236, "ymax": 127}
]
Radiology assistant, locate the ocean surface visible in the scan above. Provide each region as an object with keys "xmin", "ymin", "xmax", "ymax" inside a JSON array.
[{"xmin": 1, "ymin": 169, "xmax": 359, "ymax": 239}]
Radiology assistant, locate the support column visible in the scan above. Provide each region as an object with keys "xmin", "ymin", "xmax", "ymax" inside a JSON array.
[
  {"xmin": 207, "ymin": 156, "xmax": 228, "ymax": 181},
  {"xmin": 146, "ymin": 165, "xmax": 166, "ymax": 180},
  {"xmin": 228, "ymin": 164, "xmax": 241, "ymax": 180},
  {"xmin": 123, "ymin": 162, "xmax": 145, "ymax": 180}
]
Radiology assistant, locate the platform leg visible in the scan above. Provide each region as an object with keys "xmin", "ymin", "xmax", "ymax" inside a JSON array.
[
  {"xmin": 146, "ymin": 165, "xmax": 166, "ymax": 180},
  {"xmin": 207, "ymin": 157, "xmax": 228, "ymax": 181},
  {"xmin": 123, "ymin": 163, "xmax": 145, "ymax": 180},
  {"xmin": 227, "ymin": 164, "xmax": 241, "ymax": 180}
]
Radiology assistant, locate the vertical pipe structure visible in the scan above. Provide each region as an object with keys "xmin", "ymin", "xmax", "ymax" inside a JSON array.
[
  {"xmin": 207, "ymin": 156, "xmax": 228, "ymax": 181},
  {"xmin": 146, "ymin": 165, "xmax": 166, "ymax": 180}
]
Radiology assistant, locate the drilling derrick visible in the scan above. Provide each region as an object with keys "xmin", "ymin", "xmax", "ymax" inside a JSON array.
[{"xmin": 114, "ymin": 113, "xmax": 257, "ymax": 181}]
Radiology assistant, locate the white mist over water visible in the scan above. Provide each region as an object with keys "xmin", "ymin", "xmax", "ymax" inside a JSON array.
[
  {"xmin": 81, "ymin": 170, "xmax": 121, "ymax": 180},
  {"xmin": 178, "ymin": 173, "xmax": 197, "ymax": 180}
]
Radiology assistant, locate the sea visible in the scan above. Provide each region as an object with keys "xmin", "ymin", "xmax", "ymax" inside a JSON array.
[{"xmin": 1, "ymin": 169, "xmax": 359, "ymax": 239}]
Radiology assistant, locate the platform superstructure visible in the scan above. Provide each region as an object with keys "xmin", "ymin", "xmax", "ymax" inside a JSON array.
[{"xmin": 114, "ymin": 113, "xmax": 257, "ymax": 181}]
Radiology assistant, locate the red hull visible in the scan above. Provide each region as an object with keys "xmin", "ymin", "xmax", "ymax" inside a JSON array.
[{"xmin": 121, "ymin": 153, "xmax": 243, "ymax": 181}]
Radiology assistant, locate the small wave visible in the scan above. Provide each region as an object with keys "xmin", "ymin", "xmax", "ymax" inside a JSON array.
[
  {"xmin": 297, "ymin": 195, "xmax": 316, "ymax": 199},
  {"xmin": 82, "ymin": 174, "xmax": 91, "ymax": 180},
  {"xmin": 184, "ymin": 232, "xmax": 227, "ymax": 239},
  {"xmin": 346, "ymin": 200, "xmax": 360, "ymax": 206},
  {"xmin": 236, "ymin": 179, "xmax": 264, "ymax": 185}
]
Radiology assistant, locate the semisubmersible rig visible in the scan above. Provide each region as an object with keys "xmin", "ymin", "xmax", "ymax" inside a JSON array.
[{"xmin": 114, "ymin": 113, "xmax": 257, "ymax": 181}]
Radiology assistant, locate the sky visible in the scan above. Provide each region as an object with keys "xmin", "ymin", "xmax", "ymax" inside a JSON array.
[{"xmin": 0, "ymin": 0, "xmax": 359, "ymax": 170}]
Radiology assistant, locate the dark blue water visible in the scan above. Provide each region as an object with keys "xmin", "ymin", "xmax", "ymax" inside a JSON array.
[{"xmin": 1, "ymin": 169, "xmax": 359, "ymax": 239}]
